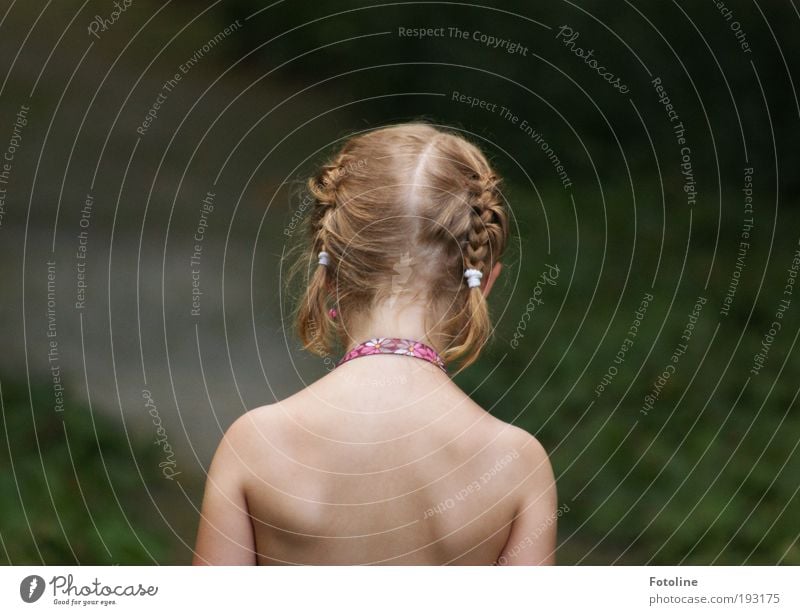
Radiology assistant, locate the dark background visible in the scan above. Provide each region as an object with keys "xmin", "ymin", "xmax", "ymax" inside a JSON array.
[{"xmin": 0, "ymin": 0, "xmax": 798, "ymax": 564}]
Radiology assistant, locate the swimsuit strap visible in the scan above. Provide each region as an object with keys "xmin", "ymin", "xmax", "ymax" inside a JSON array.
[{"xmin": 337, "ymin": 337, "xmax": 447, "ymax": 373}]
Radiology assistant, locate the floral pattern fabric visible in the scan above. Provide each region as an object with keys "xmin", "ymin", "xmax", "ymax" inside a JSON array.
[{"xmin": 337, "ymin": 337, "xmax": 447, "ymax": 373}]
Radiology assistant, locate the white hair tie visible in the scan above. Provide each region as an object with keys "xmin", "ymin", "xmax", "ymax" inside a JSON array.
[
  {"xmin": 464, "ymin": 268, "xmax": 483, "ymax": 288},
  {"xmin": 318, "ymin": 251, "xmax": 330, "ymax": 266}
]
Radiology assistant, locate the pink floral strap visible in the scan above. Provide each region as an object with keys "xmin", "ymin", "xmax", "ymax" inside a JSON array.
[{"xmin": 337, "ymin": 337, "xmax": 447, "ymax": 373}]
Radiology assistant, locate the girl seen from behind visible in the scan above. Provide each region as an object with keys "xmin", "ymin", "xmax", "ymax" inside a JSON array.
[{"xmin": 193, "ymin": 122, "xmax": 557, "ymax": 565}]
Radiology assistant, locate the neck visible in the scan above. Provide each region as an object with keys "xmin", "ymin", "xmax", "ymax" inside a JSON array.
[{"xmin": 345, "ymin": 298, "xmax": 444, "ymax": 352}]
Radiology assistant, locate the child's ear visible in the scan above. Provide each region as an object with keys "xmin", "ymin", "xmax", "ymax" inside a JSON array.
[{"xmin": 482, "ymin": 262, "xmax": 502, "ymax": 297}]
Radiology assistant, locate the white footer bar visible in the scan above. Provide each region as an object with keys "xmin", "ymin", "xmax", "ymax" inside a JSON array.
[{"xmin": 1, "ymin": 566, "xmax": 796, "ymax": 613}]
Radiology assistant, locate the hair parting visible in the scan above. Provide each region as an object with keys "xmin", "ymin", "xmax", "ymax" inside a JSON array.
[{"xmin": 291, "ymin": 123, "xmax": 509, "ymax": 372}]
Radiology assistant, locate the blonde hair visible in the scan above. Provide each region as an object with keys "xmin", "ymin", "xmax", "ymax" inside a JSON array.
[{"xmin": 292, "ymin": 123, "xmax": 509, "ymax": 371}]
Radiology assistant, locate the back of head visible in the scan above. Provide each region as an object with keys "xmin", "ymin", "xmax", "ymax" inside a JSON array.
[{"xmin": 294, "ymin": 122, "xmax": 509, "ymax": 371}]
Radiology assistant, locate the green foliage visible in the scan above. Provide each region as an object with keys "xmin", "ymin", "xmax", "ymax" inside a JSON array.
[
  {"xmin": 3, "ymin": 0, "xmax": 796, "ymax": 565},
  {"xmin": 0, "ymin": 378, "xmax": 175, "ymax": 564},
  {"xmin": 460, "ymin": 181, "xmax": 800, "ymax": 564}
]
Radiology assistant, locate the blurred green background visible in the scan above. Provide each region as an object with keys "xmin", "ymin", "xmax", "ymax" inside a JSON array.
[{"xmin": 0, "ymin": 0, "xmax": 798, "ymax": 564}]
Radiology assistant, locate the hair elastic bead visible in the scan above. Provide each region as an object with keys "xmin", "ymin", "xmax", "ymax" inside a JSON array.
[
  {"xmin": 464, "ymin": 268, "xmax": 483, "ymax": 288},
  {"xmin": 318, "ymin": 251, "xmax": 330, "ymax": 266}
]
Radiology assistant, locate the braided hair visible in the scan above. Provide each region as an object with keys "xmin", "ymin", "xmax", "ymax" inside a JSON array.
[{"xmin": 293, "ymin": 123, "xmax": 509, "ymax": 371}]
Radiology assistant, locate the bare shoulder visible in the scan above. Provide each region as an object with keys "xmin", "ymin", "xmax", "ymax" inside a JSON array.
[
  {"xmin": 480, "ymin": 418, "xmax": 557, "ymax": 504},
  {"xmin": 219, "ymin": 402, "xmax": 292, "ymax": 460},
  {"xmin": 473, "ymin": 408, "xmax": 550, "ymax": 463},
  {"xmin": 489, "ymin": 421, "xmax": 559, "ymax": 564},
  {"xmin": 504, "ymin": 423, "xmax": 552, "ymax": 469}
]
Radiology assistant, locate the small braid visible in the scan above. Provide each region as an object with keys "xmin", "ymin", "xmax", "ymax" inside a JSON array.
[
  {"xmin": 439, "ymin": 169, "xmax": 508, "ymax": 371},
  {"xmin": 464, "ymin": 173, "xmax": 507, "ymax": 279},
  {"xmin": 307, "ymin": 159, "xmax": 348, "ymax": 256},
  {"xmin": 295, "ymin": 155, "xmax": 350, "ymax": 354},
  {"xmin": 291, "ymin": 123, "xmax": 510, "ymax": 369}
]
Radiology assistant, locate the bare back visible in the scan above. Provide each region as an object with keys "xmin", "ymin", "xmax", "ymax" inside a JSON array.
[
  {"xmin": 192, "ymin": 123, "xmax": 556, "ymax": 565},
  {"xmin": 193, "ymin": 355, "xmax": 558, "ymax": 565}
]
